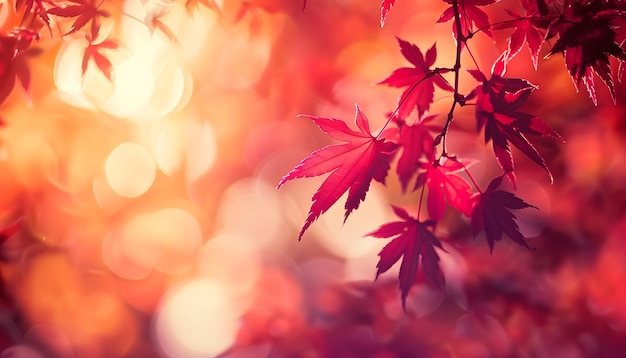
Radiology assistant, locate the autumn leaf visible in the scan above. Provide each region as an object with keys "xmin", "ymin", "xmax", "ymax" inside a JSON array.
[
  {"xmin": 416, "ymin": 157, "xmax": 475, "ymax": 221},
  {"xmin": 378, "ymin": 38, "xmax": 453, "ymax": 119},
  {"xmin": 545, "ymin": 0, "xmax": 626, "ymax": 104},
  {"xmin": 438, "ymin": 0, "xmax": 501, "ymax": 41},
  {"xmin": 46, "ymin": 0, "xmax": 110, "ymax": 38},
  {"xmin": 470, "ymin": 175, "xmax": 536, "ymax": 253},
  {"xmin": 393, "ymin": 114, "xmax": 439, "ymax": 191},
  {"xmin": 277, "ymin": 105, "xmax": 397, "ymax": 240},
  {"xmin": 496, "ymin": 0, "xmax": 551, "ymax": 69},
  {"xmin": 0, "ymin": 29, "xmax": 39, "ymax": 106},
  {"xmin": 467, "ymin": 60, "xmax": 562, "ymax": 185},
  {"xmin": 82, "ymin": 38, "xmax": 118, "ymax": 81},
  {"xmin": 380, "ymin": 0, "xmax": 396, "ymax": 27},
  {"xmin": 145, "ymin": 8, "xmax": 180, "ymax": 45},
  {"xmin": 366, "ymin": 205, "xmax": 445, "ymax": 310},
  {"xmin": 15, "ymin": 0, "xmax": 52, "ymax": 32}
]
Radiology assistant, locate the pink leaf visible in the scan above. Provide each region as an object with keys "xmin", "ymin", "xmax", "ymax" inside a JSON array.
[{"xmin": 277, "ymin": 105, "xmax": 397, "ymax": 240}]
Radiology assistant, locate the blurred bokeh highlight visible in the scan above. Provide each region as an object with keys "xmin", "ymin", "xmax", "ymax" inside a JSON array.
[{"xmin": 0, "ymin": 0, "xmax": 625, "ymax": 357}]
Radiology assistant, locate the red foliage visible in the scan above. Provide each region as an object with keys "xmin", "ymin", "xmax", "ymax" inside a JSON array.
[
  {"xmin": 467, "ymin": 58, "xmax": 563, "ymax": 185},
  {"xmin": 470, "ymin": 175, "xmax": 536, "ymax": 253},
  {"xmin": 0, "ymin": 29, "xmax": 39, "ymax": 106},
  {"xmin": 46, "ymin": 0, "xmax": 110, "ymax": 38},
  {"xmin": 495, "ymin": 0, "xmax": 549, "ymax": 69},
  {"xmin": 392, "ymin": 114, "xmax": 439, "ymax": 191},
  {"xmin": 366, "ymin": 205, "xmax": 445, "ymax": 309},
  {"xmin": 378, "ymin": 38, "xmax": 453, "ymax": 119},
  {"xmin": 280, "ymin": 0, "xmax": 625, "ymax": 308},
  {"xmin": 82, "ymin": 38, "xmax": 118, "ymax": 81},
  {"xmin": 276, "ymin": 106, "xmax": 397, "ymax": 240},
  {"xmin": 1, "ymin": 0, "xmax": 626, "ymax": 355},
  {"xmin": 438, "ymin": 0, "xmax": 501, "ymax": 40},
  {"xmin": 416, "ymin": 157, "xmax": 475, "ymax": 220},
  {"xmin": 545, "ymin": 0, "xmax": 626, "ymax": 104}
]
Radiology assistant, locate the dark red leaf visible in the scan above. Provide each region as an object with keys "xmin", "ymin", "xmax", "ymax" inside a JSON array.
[
  {"xmin": 277, "ymin": 106, "xmax": 397, "ymax": 240},
  {"xmin": 496, "ymin": 0, "xmax": 551, "ymax": 70},
  {"xmin": 438, "ymin": 0, "xmax": 501, "ymax": 41},
  {"xmin": 470, "ymin": 176, "xmax": 536, "ymax": 253},
  {"xmin": 545, "ymin": 1, "xmax": 626, "ymax": 104},
  {"xmin": 395, "ymin": 114, "xmax": 439, "ymax": 191},
  {"xmin": 0, "ymin": 29, "xmax": 39, "ymax": 106},
  {"xmin": 380, "ymin": 0, "xmax": 396, "ymax": 27},
  {"xmin": 366, "ymin": 205, "xmax": 445, "ymax": 310},
  {"xmin": 378, "ymin": 38, "xmax": 453, "ymax": 119},
  {"xmin": 15, "ymin": 0, "xmax": 52, "ymax": 32},
  {"xmin": 468, "ymin": 64, "xmax": 562, "ymax": 185}
]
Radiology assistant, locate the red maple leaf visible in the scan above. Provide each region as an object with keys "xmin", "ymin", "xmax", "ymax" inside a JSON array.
[
  {"xmin": 15, "ymin": 0, "xmax": 53, "ymax": 32},
  {"xmin": 415, "ymin": 157, "xmax": 475, "ymax": 221},
  {"xmin": 496, "ymin": 0, "xmax": 551, "ymax": 69},
  {"xmin": 0, "ymin": 29, "xmax": 39, "ymax": 106},
  {"xmin": 438, "ymin": 0, "xmax": 501, "ymax": 41},
  {"xmin": 82, "ymin": 37, "xmax": 118, "ymax": 81},
  {"xmin": 470, "ymin": 175, "xmax": 536, "ymax": 253},
  {"xmin": 46, "ymin": 0, "xmax": 110, "ymax": 38},
  {"xmin": 393, "ymin": 114, "xmax": 439, "ymax": 191},
  {"xmin": 467, "ymin": 61, "xmax": 562, "ymax": 185},
  {"xmin": 277, "ymin": 106, "xmax": 397, "ymax": 240},
  {"xmin": 366, "ymin": 205, "xmax": 445, "ymax": 309},
  {"xmin": 378, "ymin": 38, "xmax": 453, "ymax": 119},
  {"xmin": 380, "ymin": 0, "xmax": 396, "ymax": 27},
  {"xmin": 545, "ymin": 0, "xmax": 626, "ymax": 104}
]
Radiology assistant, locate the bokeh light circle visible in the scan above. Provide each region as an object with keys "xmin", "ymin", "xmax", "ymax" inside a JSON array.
[
  {"xmin": 105, "ymin": 142, "xmax": 156, "ymax": 198},
  {"xmin": 154, "ymin": 279, "xmax": 240, "ymax": 358},
  {"xmin": 102, "ymin": 207, "xmax": 202, "ymax": 279}
]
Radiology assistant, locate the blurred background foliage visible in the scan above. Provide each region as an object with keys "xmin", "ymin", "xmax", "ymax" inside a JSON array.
[{"xmin": 0, "ymin": 0, "xmax": 625, "ymax": 357}]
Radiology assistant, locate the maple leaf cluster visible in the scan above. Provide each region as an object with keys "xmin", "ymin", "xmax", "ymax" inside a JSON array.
[
  {"xmin": 278, "ymin": 0, "xmax": 626, "ymax": 308},
  {"xmin": 0, "ymin": 0, "xmax": 624, "ymax": 316}
]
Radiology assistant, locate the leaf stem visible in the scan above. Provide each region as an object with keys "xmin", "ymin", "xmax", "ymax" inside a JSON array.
[
  {"xmin": 416, "ymin": 150, "xmax": 435, "ymax": 221},
  {"xmin": 468, "ymin": 15, "xmax": 559, "ymax": 38},
  {"xmin": 376, "ymin": 71, "xmax": 436, "ymax": 139},
  {"xmin": 450, "ymin": 157, "xmax": 483, "ymax": 194},
  {"xmin": 437, "ymin": 0, "xmax": 465, "ymax": 159}
]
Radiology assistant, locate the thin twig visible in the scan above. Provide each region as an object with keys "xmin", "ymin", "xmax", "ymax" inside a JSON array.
[{"xmin": 437, "ymin": 0, "xmax": 465, "ymax": 158}]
